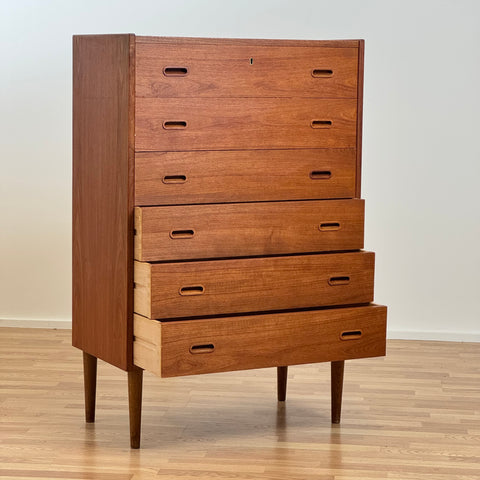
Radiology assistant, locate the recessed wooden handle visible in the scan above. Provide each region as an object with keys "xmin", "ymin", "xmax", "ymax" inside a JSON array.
[
  {"xmin": 312, "ymin": 69, "xmax": 333, "ymax": 77},
  {"xmin": 179, "ymin": 285, "xmax": 205, "ymax": 296},
  {"xmin": 319, "ymin": 222, "xmax": 341, "ymax": 231},
  {"xmin": 170, "ymin": 229, "xmax": 195, "ymax": 239},
  {"xmin": 311, "ymin": 120, "xmax": 332, "ymax": 128},
  {"xmin": 189, "ymin": 343, "xmax": 215, "ymax": 354},
  {"xmin": 328, "ymin": 276, "xmax": 350, "ymax": 286},
  {"xmin": 162, "ymin": 175, "xmax": 187, "ymax": 184},
  {"xmin": 163, "ymin": 121, "xmax": 187, "ymax": 129},
  {"xmin": 340, "ymin": 330, "xmax": 363, "ymax": 340},
  {"xmin": 310, "ymin": 170, "xmax": 331, "ymax": 180},
  {"xmin": 163, "ymin": 66, "xmax": 189, "ymax": 76}
]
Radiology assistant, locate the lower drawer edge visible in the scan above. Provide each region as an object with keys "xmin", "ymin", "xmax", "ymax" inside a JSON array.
[{"xmin": 133, "ymin": 304, "xmax": 387, "ymax": 378}]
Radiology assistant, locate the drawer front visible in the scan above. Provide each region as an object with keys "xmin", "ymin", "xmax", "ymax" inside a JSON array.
[
  {"xmin": 134, "ymin": 251, "xmax": 374, "ymax": 319},
  {"xmin": 133, "ymin": 304, "xmax": 387, "ymax": 377},
  {"xmin": 135, "ymin": 98, "xmax": 357, "ymax": 151},
  {"xmin": 135, "ymin": 199, "xmax": 364, "ymax": 261},
  {"xmin": 136, "ymin": 43, "xmax": 359, "ymax": 98},
  {"xmin": 135, "ymin": 149, "xmax": 356, "ymax": 206}
]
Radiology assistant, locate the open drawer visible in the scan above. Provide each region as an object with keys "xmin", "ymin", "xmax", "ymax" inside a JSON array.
[
  {"xmin": 133, "ymin": 304, "xmax": 387, "ymax": 377},
  {"xmin": 134, "ymin": 251, "xmax": 375, "ymax": 319},
  {"xmin": 134, "ymin": 199, "xmax": 364, "ymax": 261}
]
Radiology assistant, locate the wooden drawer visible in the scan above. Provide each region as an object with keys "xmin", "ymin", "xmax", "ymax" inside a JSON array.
[
  {"xmin": 135, "ymin": 98, "xmax": 356, "ymax": 151},
  {"xmin": 133, "ymin": 304, "xmax": 387, "ymax": 377},
  {"xmin": 135, "ymin": 199, "xmax": 364, "ymax": 261},
  {"xmin": 136, "ymin": 42, "xmax": 359, "ymax": 98},
  {"xmin": 134, "ymin": 251, "xmax": 374, "ymax": 319},
  {"xmin": 135, "ymin": 149, "xmax": 356, "ymax": 206}
]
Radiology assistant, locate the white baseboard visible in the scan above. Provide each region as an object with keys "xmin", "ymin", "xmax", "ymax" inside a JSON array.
[
  {"xmin": 0, "ymin": 318, "xmax": 72, "ymax": 329},
  {"xmin": 387, "ymin": 330, "xmax": 480, "ymax": 342}
]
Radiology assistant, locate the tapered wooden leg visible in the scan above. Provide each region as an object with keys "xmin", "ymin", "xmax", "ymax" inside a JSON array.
[
  {"xmin": 331, "ymin": 360, "xmax": 345, "ymax": 424},
  {"xmin": 277, "ymin": 366, "xmax": 288, "ymax": 401},
  {"xmin": 128, "ymin": 367, "xmax": 143, "ymax": 449},
  {"xmin": 83, "ymin": 352, "xmax": 97, "ymax": 423}
]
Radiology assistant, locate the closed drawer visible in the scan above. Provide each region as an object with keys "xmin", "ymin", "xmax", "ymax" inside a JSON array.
[
  {"xmin": 136, "ymin": 43, "xmax": 359, "ymax": 98},
  {"xmin": 135, "ymin": 199, "xmax": 364, "ymax": 261},
  {"xmin": 134, "ymin": 251, "xmax": 374, "ymax": 319},
  {"xmin": 133, "ymin": 304, "xmax": 387, "ymax": 377},
  {"xmin": 135, "ymin": 149, "xmax": 356, "ymax": 206},
  {"xmin": 135, "ymin": 98, "xmax": 356, "ymax": 151}
]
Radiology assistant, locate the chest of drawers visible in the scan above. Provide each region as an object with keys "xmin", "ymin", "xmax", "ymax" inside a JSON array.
[{"xmin": 72, "ymin": 34, "xmax": 387, "ymax": 449}]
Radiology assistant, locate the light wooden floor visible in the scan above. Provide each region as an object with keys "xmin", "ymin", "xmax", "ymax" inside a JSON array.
[{"xmin": 0, "ymin": 328, "xmax": 479, "ymax": 480}]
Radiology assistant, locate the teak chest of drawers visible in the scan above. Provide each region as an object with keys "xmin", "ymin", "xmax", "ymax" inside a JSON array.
[{"xmin": 72, "ymin": 34, "xmax": 387, "ymax": 449}]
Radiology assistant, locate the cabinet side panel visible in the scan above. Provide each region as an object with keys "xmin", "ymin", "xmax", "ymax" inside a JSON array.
[
  {"xmin": 72, "ymin": 34, "xmax": 135, "ymax": 371},
  {"xmin": 355, "ymin": 40, "xmax": 364, "ymax": 198}
]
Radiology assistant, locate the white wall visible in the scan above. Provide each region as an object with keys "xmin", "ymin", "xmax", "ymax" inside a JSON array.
[{"xmin": 1, "ymin": 0, "xmax": 479, "ymax": 339}]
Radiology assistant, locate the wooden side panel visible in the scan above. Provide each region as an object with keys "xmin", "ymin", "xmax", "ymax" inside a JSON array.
[
  {"xmin": 72, "ymin": 34, "xmax": 135, "ymax": 371},
  {"xmin": 135, "ymin": 97, "xmax": 357, "ymax": 151},
  {"xmin": 132, "ymin": 305, "xmax": 387, "ymax": 377},
  {"xmin": 135, "ymin": 149, "xmax": 356, "ymax": 206},
  {"xmin": 134, "ymin": 251, "xmax": 375, "ymax": 319},
  {"xmin": 134, "ymin": 199, "xmax": 365, "ymax": 261},
  {"xmin": 355, "ymin": 40, "xmax": 365, "ymax": 198},
  {"xmin": 136, "ymin": 43, "xmax": 358, "ymax": 98}
]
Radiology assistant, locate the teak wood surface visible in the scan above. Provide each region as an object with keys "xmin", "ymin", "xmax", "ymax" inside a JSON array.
[
  {"xmin": 355, "ymin": 40, "xmax": 364, "ymax": 197},
  {"xmin": 134, "ymin": 251, "xmax": 375, "ymax": 319},
  {"xmin": 136, "ymin": 43, "xmax": 358, "ymax": 98},
  {"xmin": 135, "ymin": 199, "xmax": 365, "ymax": 261},
  {"xmin": 72, "ymin": 35, "xmax": 366, "ymax": 371},
  {"xmin": 136, "ymin": 36, "xmax": 361, "ymax": 47},
  {"xmin": 135, "ymin": 97, "xmax": 357, "ymax": 151},
  {"xmin": 133, "ymin": 305, "xmax": 387, "ymax": 377},
  {"xmin": 72, "ymin": 34, "xmax": 135, "ymax": 370},
  {"xmin": 134, "ymin": 148, "xmax": 357, "ymax": 205}
]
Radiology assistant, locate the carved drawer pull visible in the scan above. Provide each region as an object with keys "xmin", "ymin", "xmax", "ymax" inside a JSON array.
[
  {"xmin": 179, "ymin": 285, "xmax": 205, "ymax": 296},
  {"xmin": 328, "ymin": 276, "xmax": 350, "ymax": 286},
  {"xmin": 162, "ymin": 175, "xmax": 187, "ymax": 184},
  {"xmin": 163, "ymin": 66, "xmax": 188, "ymax": 76},
  {"xmin": 340, "ymin": 330, "xmax": 363, "ymax": 340},
  {"xmin": 319, "ymin": 222, "xmax": 341, "ymax": 231},
  {"xmin": 312, "ymin": 69, "xmax": 333, "ymax": 77},
  {"xmin": 163, "ymin": 121, "xmax": 187, "ymax": 129},
  {"xmin": 170, "ymin": 229, "xmax": 195, "ymax": 239},
  {"xmin": 311, "ymin": 120, "xmax": 332, "ymax": 128},
  {"xmin": 189, "ymin": 343, "xmax": 215, "ymax": 354},
  {"xmin": 310, "ymin": 170, "xmax": 331, "ymax": 179}
]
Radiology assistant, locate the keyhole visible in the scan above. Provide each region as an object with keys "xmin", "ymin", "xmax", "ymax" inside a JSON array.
[{"xmin": 249, "ymin": 58, "xmax": 253, "ymax": 65}]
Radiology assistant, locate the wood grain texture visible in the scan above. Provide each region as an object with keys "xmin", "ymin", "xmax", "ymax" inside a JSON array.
[
  {"xmin": 72, "ymin": 34, "xmax": 135, "ymax": 371},
  {"xmin": 132, "ymin": 304, "xmax": 386, "ymax": 377},
  {"xmin": 136, "ymin": 43, "xmax": 358, "ymax": 98},
  {"xmin": 277, "ymin": 366, "xmax": 288, "ymax": 402},
  {"xmin": 133, "ymin": 261, "xmax": 151, "ymax": 318},
  {"xmin": 1, "ymin": 328, "xmax": 479, "ymax": 478},
  {"xmin": 82, "ymin": 352, "xmax": 97, "ymax": 423},
  {"xmin": 134, "ymin": 251, "xmax": 375, "ymax": 319},
  {"xmin": 136, "ymin": 36, "xmax": 362, "ymax": 48},
  {"xmin": 331, "ymin": 360, "xmax": 345, "ymax": 423},
  {"xmin": 135, "ymin": 97, "xmax": 357, "ymax": 151},
  {"xmin": 135, "ymin": 149, "xmax": 357, "ymax": 206},
  {"xmin": 128, "ymin": 367, "xmax": 143, "ymax": 448},
  {"xmin": 134, "ymin": 199, "xmax": 365, "ymax": 261},
  {"xmin": 355, "ymin": 39, "xmax": 365, "ymax": 198}
]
